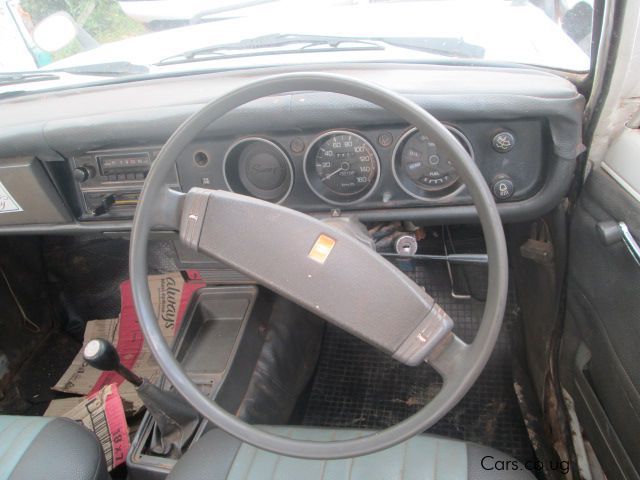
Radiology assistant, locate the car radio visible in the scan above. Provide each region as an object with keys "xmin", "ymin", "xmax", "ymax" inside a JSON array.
[
  {"xmin": 72, "ymin": 147, "xmax": 179, "ymax": 219},
  {"xmin": 97, "ymin": 152, "xmax": 152, "ymax": 180}
]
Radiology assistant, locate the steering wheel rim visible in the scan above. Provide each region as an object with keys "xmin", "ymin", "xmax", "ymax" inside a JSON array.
[{"xmin": 130, "ymin": 72, "xmax": 508, "ymax": 459}]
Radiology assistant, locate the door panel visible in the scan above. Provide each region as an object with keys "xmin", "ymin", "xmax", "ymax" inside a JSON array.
[{"xmin": 560, "ymin": 128, "xmax": 640, "ymax": 480}]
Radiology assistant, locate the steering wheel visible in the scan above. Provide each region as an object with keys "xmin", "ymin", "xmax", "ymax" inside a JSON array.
[{"xmin": 130, "ymin": 73, "xmax": 508, "ymax": 460}]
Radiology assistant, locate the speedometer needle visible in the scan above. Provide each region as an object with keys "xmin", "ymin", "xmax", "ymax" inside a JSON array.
[{"xmin": 322, "ymin": 165, "xmax": 347, "ymax": 181}]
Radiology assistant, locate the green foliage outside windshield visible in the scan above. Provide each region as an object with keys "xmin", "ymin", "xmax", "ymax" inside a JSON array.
[{"xmin": 20, "ymin": 0, "xmax": 145, "ymax": 60}]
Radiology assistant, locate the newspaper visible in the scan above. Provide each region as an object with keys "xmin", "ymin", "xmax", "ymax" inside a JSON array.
[
  {"xmin": 49, "ymin": 317, "xmax": 149, "ymax": 414},
  {"xmin": 47, "ymin": 384, "xmax": 131, "ymax": 471},
  {"xmin": 49, "ymin": 272, "xmax": 204, "ymax": 414}
]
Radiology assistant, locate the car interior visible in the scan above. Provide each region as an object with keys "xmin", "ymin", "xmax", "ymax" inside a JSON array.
[{"xmin": 0, "ymin": 1, "xmax": 639, "ymax": 479}]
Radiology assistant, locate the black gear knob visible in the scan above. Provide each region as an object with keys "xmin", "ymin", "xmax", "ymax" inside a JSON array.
[
  {"xmin": 83, "ymin": 338, "xmax": 119, "ymax": 370},
  {"xmin": 83, "ymin": 338, "xmax": 143, "ymax": 386}
]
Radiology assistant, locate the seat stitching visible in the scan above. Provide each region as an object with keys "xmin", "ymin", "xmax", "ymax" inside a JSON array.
[
  {"xmin": 0, "ymin": 418, "xmax": 38, "ymax": 462},
  {"xmin": 399, "ymin": 439, "xmax": 408, "ymax": 480},
  {"xmin": 0, "ymin": 417, "xmax": 43, "ymax": 476},
  {"xmin": 243, "ymin": 445, "xmax": 259, "ymax": 480},
  {"xmin": 318, "ymin": 430, "xmax": 336, "ymax": 480},
  {"xmin": 0, "ymin": 417, "xmax": 19, "ymax": 436},
  {"xmin": 270, "ymin": 447, "xmax": 283, "ymax": 480},
  {"xmin": 433, "ymin": 441, "xmax": 440, "ymax": 480},
  {"xmin": 269, "ymin": 429, "xmax": 290, "ymax": 480},
  {"xmin": 346, "ymin": 452, "xmax": 355, "ymax": 480},
  {"xmin": 0, "ymin": 419, "xmax": 23, "ymax": 464}
]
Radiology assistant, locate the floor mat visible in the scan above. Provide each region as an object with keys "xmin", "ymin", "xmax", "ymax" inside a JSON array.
[
  {"xmin": 0, "ymin": 331, "xmax": 81, "ymax": 416},
  {"xmin": 43, "ymin": 236, "xmax": 178, "ymax": 339},
  {"xmin": 302, "ymin": 261, "xmax": 534, "ymax": 462}
]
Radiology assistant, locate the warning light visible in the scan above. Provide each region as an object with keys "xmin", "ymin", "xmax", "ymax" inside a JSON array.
[{"xmin": 308, "ymin": 234, "xmax": 336, "ymax": 264}]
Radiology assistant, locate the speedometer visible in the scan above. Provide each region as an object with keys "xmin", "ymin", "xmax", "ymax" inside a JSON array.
[{"xmin": 304, "ymin": 131, "xmax": 380, "ymax": 204}]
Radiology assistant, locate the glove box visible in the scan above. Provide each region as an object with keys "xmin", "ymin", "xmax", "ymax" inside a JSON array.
[{"xmin": 0, "ymin": 157, "xmax": 71, "ymax": 226}]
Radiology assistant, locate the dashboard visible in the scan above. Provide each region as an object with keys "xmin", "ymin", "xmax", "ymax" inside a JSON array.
[{"xmin": 0, "ymin": 64, "xmax": 584, "ymax": 233}]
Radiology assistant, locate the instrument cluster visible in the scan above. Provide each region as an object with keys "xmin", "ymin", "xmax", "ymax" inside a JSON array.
[{"xmin": 222, "ymin": 126, "xmax": 474, "ymax": 206}]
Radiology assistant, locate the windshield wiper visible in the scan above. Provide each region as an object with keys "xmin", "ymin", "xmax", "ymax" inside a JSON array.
[
  {"xmin": 157, "ymin": 34, "xmax": 385, "ymax": 65},
  {"xmin": 0, "ymin": 72, "xmax": 60, "ymax": 87},
  {"xmin": 378, "ymin": 37, "xmax": 485, "ymax": 59},
  {"xmin": 158, "ymin": 33, "xmax": 484, "ymax": 66}
]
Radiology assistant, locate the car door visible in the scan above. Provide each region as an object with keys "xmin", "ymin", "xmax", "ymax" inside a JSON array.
[{"xmin": 560, "ymin": 126, "xmax": 640, "ymax": 480}]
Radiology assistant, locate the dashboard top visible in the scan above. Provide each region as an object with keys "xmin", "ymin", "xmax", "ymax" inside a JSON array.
[{"xmin": 0, "ymin": 63, "xmax": 584, "ymax": 233}]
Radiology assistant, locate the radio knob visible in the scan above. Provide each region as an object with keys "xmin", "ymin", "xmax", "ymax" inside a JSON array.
[{"xmin": 73, "ymin": 166, "xmax": 94, "ymax": 183}]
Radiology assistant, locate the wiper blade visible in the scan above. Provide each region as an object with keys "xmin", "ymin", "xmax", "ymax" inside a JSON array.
[
  {"xmin": 379, "ymin": 37, "xmax": 485, "ymax": 59},
  {"xmin": 0, "ymin": 72, "xmax": 60, "ymax": 87},
  {"xmin": 158, "ymin": 34, "xmax": 484, "ymax": 66},
  {"xmin": 158, "ymin": 34, "xmax": 384, "ymax": 65}
]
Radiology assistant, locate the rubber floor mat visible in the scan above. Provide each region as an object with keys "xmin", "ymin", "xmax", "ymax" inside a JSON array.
[
  {"xmin": 302, "ymin": 261, "xmax": 534, "ymax": 462},
  {"xmin": 0, "ymin": 331, "xmax": 80, "ymax": 416},
  {"xmin": 43, "ymin": 236, "xmax": 178, "ymax": 339}
]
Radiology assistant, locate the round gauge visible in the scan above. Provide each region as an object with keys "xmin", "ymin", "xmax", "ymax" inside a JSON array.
[
  {"xmin": 392, "ymin": 126, "xmax": 473, "ymax": 200},
  {"xmin": 223, "ymin": 137, "xmax": 293, "ymax": 203},
  {"xmin": 304, "ymin": 131, "xmax": 380, "ymax": 204}
]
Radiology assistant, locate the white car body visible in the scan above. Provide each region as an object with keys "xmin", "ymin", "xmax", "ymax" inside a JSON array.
[
  {"xmin": 117, "ymin": 0, "xmax": 363, "ymax": 23},
  {"xmin": 0, "ymin": 0, "xmax": 37, "ymax": 71},
  {"xmin": 51, "ymin": 1, "xmax": 590, "ymax": 71},
  {"xmin": 1, "ymin": 1, "xmax": 589, "ymax": 95}
]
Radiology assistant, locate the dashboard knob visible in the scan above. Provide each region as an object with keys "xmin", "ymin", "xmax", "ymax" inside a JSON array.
[
  {"xmin": 491, "ymin": 131, "xmax": 515, "ymax": 153},
  {"xmin": 73, "ymin": 166, "xmax": 94, "ymax": 182},
  {"xmin": 492, "ymin": 176, "xmax": 515, "ymax": 200}
]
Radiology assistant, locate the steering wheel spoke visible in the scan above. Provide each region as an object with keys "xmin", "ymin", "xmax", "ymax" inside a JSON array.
[
  {"xmin": 427, "ymin": 333, "xmax": 470, "ymax": 380},
  {"xmin": 145, "ymin": 186, "xmax": 185, "ymax": 231}
]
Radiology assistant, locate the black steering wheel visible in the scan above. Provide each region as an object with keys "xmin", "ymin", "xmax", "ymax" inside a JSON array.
[{"xmin": 130, "ymin": 73, "xmax": 508, "ymax": 459}]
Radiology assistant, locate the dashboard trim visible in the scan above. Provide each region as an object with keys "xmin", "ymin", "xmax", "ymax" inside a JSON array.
[{"xmin": 0, "ymin": 154, "xmax": 575, "ymax": 236}]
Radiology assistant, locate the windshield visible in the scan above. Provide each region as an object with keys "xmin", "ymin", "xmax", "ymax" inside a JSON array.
[{"xmin": 1, "ymin": 0, "xmax": 593, "ymax": 82}]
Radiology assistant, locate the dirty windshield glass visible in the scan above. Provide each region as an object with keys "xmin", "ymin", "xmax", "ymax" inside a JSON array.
[{"xmin": 0, "ymin": 0, "xmax": 593, "ymax": 77}]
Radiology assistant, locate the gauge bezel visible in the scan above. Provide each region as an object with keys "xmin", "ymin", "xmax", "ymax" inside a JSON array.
[
  {"xmin": 303, "ymin": 129, "xmax": 381, "ymax": 205},
  {"xmin": 223, "ymin": 136, "xmax": 294, "ymax": 204},
  {"xmin": 391, "ymin": 125, "xmax": 474, "ymax": 201}
]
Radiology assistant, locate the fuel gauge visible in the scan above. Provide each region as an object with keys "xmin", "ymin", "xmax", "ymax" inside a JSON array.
[{"xmin": 393, "ymin": 126, "xmax": 473, "ymax": 200}]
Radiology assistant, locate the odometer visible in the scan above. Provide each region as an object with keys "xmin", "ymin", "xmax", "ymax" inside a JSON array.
[{"xmin": 304, "ymin": 131, "xmax": 380, "ymax": 204}]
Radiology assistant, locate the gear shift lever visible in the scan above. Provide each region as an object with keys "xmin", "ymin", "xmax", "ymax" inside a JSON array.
[
  {"xmin": 83, "ymin": 338, "xmax": 200, "ymax": 458},
  {"xmin": 84, "ymin": 339, "xmax": 143, "ymax": 386}
]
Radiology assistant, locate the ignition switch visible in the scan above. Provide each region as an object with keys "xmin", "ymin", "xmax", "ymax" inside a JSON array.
[{"xmin": 394, "ymin": 234, "xmax": 418, "ymax": 255}]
